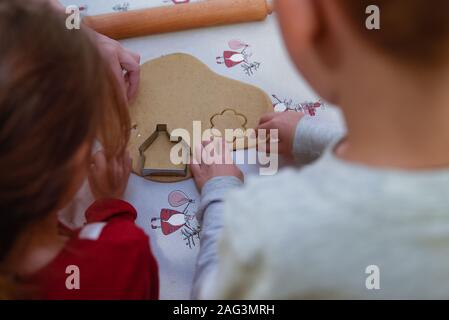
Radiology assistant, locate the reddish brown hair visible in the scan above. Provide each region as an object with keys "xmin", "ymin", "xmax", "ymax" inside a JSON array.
[
  {"xmin": 340, "ymin": 0, "xmax": 449, "ymax": 64},
  {"xmin": 0, "ymin": 0, "xmax": 130, "ymax": 297}
]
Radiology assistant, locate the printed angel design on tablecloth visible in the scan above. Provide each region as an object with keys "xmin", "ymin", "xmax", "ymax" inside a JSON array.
[
  {"xmin": 216, "ymin": 39, "xmax": 261, "ymax": 76},
  {"xmin": 112, "ymin": 2, "xmax": 130, "ymax": 12},
  {"xmin": 163, "ymin": 0, "xmax": 190, "ymax": 4},
  {"xmin": 151, "ymin": 190, "xmax": 201, "ymax": 249},
  {"xmin": 272, "ymin": 94, "xmax": 324, "ymax": 117}
]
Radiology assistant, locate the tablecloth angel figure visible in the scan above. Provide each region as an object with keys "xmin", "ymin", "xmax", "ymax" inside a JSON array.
[
  {"xmin": 112, "ymin": 2, "xmax": 130, "ymax": 12},
  {"xmin": 272, "ymin": 94, "xmax": 323, "ymax": 116},
  {"xmin": 151, "ymin": 190, "xmax": 201, "ymax": 248},
  {"xmin": 164, "ymin": 0, "xmax": 190, "ymax": 4},
  {"xmin": 216, "ymin": 39, "xmax": 261, "ymax": 76}
]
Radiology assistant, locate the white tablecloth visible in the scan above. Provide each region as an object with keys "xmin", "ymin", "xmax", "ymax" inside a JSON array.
[{"xmin": 59, "ymin": 0, "xmax": 342, "ymax": 299}]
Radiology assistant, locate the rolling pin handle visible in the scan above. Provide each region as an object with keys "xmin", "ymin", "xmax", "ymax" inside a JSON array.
[{"xmin": 85, "ymin": 0, "xmax": 275, "ymax": 40}]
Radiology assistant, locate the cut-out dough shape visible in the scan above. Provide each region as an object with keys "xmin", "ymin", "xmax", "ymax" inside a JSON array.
[
  {"xmin": 210, "ymin": 109, "xmax": 248, "ymax": 142},
  {"xmin": 128, "ymin": 53, "xmax": 272, "ymax": 183}
]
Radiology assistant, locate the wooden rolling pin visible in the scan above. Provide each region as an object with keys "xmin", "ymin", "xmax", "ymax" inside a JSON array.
[{"xmin": 83, "ymin": 0, "xmax": 274, "ymax": 40}]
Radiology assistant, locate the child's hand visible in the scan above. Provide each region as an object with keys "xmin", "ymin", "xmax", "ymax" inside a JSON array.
[
  {"xmin": 95, "ymin": 33, "xmax": 141, "ymax": 103},
  {"xmin": 256, "ymin": 111, "xmax": 305, "ymax": 158},
  {"xmin": 190, "ymin": 139, "xmax": 244, "ymax": 191},
  {"xmin": 47, "ymin": 1, "xmax": 140, "ymax": 102},
  {"xmin": 88, "ymin": 150, "xmax": 132, "ymax": 200}
]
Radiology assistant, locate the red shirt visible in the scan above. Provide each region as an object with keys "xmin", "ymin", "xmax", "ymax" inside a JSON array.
[{"xmin": 24, "ymin": 199, "xmax": 159, "ymax": 300}]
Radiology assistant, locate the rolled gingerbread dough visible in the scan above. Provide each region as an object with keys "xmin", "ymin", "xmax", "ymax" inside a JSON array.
[{"xmin": 128, "ymin": 53, "xmax": 272, "ymax": 183}]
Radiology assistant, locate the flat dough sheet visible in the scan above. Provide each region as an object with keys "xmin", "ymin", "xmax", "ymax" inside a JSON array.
[{"xmin": 128, "ymin": 53, "xmax": 272, "ymax": 182}]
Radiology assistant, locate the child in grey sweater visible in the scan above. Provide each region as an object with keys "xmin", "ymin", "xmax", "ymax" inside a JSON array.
[{"xmin": 190, "ymin": 0, "xmax": 449, "ymax": 299}]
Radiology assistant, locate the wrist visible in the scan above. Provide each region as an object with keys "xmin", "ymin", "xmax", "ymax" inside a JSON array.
[
  {"xmin": 203, "ymin": 176, "xmax": 243, "ymax": 190},
  {"xmin": 197, "ymin": 176, "xmax": 243, "ymax": 224}
]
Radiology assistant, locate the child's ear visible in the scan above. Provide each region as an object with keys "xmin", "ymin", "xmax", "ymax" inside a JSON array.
[
  {"xmin": 276, "ymin": 0, "xmax": 342, "ymax": 104},
  {"xmin": 275, "ymin": 0, "xmax": 319, "ymax": 56}
]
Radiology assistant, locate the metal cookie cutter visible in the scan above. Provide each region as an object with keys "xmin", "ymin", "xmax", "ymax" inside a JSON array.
[{"xmin": 138, "ymin": 124, "xmax": 189, "ymax": 177}]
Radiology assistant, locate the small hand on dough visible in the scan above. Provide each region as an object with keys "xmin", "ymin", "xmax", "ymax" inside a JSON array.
[
  {"xmin": 256, "ymin": 111, "xmax": 304, "ymax": 158},
  {"xmin": 190, "ymin": 139, "xmax": 244, "ymax": 191}
]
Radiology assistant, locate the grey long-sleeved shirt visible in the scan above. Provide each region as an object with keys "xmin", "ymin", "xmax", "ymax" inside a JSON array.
[{"xmin": 192, "ymin": 116, "xmax": 449, "ymax": 299}]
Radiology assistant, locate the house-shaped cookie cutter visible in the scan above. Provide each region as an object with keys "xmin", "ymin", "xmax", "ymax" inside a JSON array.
[{"xmin": 138, "ymin": 124, "xmax": 189, "ymax": 177}]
